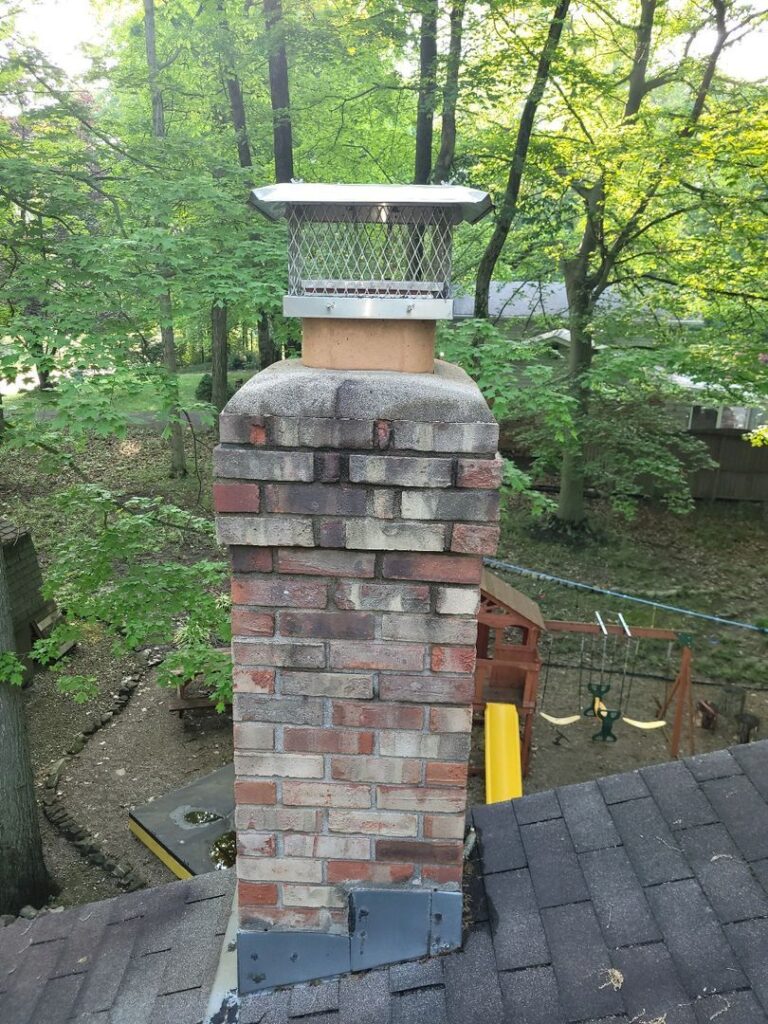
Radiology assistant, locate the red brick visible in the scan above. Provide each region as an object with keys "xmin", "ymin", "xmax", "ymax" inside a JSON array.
[
  {"xmin": 231, "ymin": 608, "xmax": 274, "ymax": 637},
  {"xmin": 276, "ymin": 549, "xmax": 375, "ymax": 578},
  {"xmin": 237, "ymin": 832, "xmax": 276, "ymax": 857},
  {"xmin": 331, "ymin": 756, "xmax": 421, "ymax": 785},
  {"xmin": 377, "ymin": 786, "xmax": 466, "ymax": 813},
  {"xmin": 456, "ymin": 455, "xmax": 503, "ymax": 489},
  {"xmin": 431, "ymin": 646, "xmax": 476, "ymax": 673},
  {"xmin": 250, "ymin": 423, "xmax": 267, "ymax": 445},
  {"xmin": 264, "ymin": 483, "xmax": 366, "ymax": 516},
  {"xmin": 422, "ymin": 864, "xmax": 464, "ymax": 885},
  {"xmin": 429, "ymin": 706, "xmax": 473, "ymax": 733},
  {"xmin": 376, "ymin": 839, "xmax": 463, "ymax": 865},
  {"xmin": 232, "ymin": 668, "xmax": 275, "ymax": 694},
  {"xmin": 234, "ymin": 780, "xmax": 277, "ymax": 805},
  {"xmin": 315, "ymin": 452, "xmax": 341, "ymax": 482},
  {"xmin": 284, "ymin": 727, "xmax": 374, "ymax": 755},
  {"xmin": 332, "ymin": 702, "xmax": 423, "ymax": 730},
  {"xmin": 375, "ymin": 420, "xmax": 392, "ymax": 449},
  {"xmin": 230, "ymin": 547, "xmax": 273, "ymax": 573},
  {"xmin": 318, "ymin": 518, "xmax": 346, "ymax": 548},
  {"xmin": 238, "ymin": 881, "xmax": 278, "ymax": 906},
  {"xmin": 382, "ymin": 553, "xmax": 482, "ymax": 584},
  {"xmin": 213, "ymin": 482, "xmax": 261, "ymax": 513},
  {"xmin": 424, "ymin": 814, "xmax": 466, "ymax": 840},
  {"xmin": 219, "ymin": 413, "xmax": 263, "ymax": 444},
  {"xmin": 241, "ymin": 906, "xmax": 347, "ymax": 930},
  {"xmin": 378, "ymin": 673, "xmax": 474, "ymax": 704},
  {"xmin": 329, "ymin": 641, "xmax": 426, "ymax": 672},
  {"xmin": 277, "ymin": 610, "xmax": 375, "ymax": 640},
  {"xmin": 451, "ymin": 524, "xmax": 500, "ymax": 555},
  {"xmin": 282, "ymin": 781, "xmax": 371, "ymax": 808},
  {"xmin": 333, "ymin": 581, "xmax": 429, "ymax": 612},
  {"xmin": 326, "ymin": 860, "xmax": 415, "ymax": 884},
  {"xmin": 425, "ymin": 762, "xmax": 469, "ymax": 787},
  {"xmin": 231, "ymin": 576, "xmax": 327, "ymax": 608}
]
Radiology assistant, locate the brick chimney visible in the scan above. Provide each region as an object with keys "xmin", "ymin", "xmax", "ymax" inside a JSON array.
[{"xmin": 215, "ymin": 182, "xmax": 499, "ymax": 992}]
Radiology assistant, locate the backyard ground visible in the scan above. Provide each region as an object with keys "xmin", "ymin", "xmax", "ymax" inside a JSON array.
[{"xmin": 2, "ymin": 412, "xmax": 766, "ymax": 906}]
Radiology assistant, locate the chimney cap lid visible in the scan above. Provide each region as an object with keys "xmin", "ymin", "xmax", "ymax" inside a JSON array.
[{"xmin": 250, "ymin": 182, "xmax": 492, "ymax": 224}]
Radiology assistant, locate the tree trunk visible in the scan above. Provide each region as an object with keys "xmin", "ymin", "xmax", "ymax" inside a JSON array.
[
  {"xmin": 431, "ymin": 0, "xmax": 465, "ymax": 184},
  {"xmin": 413, "ymin": 0, "xmax": 438, "ymax": 184},
  {"xmin": 160, "ymin": 291, "xmax": 186, "ymax": 478},
  {"xmin": 263, "ymin": 0, "xmax": 294, "ymax": 182},
  {"xmin": 211, "ymin": 303, "xmax": 229, "ymax": 413},
  {"xmin": 258, "ymin": 311, "xmax": 279, "ymax": 369},
  {"xmin": 0, "ymin": 557, "xmax": 51, "ymax": 916},
  {"xmin": 556, "ymin": 256, "xmax": 594, "ymax": 525},
  {"xmin": 144, "ymin": 0, "xmax": 186, "ymax": 478},
  {"xmin": 475, "ymin": 0, "xmax": 570, "ymax": 318}
]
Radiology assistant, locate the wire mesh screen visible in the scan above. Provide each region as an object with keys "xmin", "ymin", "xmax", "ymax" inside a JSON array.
[{"xmin": 286, "ymin": 204, "xmax": 454, "ymax": 299}]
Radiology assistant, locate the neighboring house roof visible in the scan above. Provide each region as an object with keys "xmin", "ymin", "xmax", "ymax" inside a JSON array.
[
  {"xmin": 4, "ymin": 741, "xmax": 768, "ymax": 1024},
  {"xmin": 481, "ymin": 567, "xmax": 545, "ymax": 629}
]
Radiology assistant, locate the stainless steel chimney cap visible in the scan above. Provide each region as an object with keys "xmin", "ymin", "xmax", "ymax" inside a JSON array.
[{"xmin": 250, "ymin": 182, "xmax": 492, "ymax": 224}]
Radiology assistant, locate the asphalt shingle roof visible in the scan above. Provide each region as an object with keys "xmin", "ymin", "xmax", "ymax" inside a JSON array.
[{"xmin": 3, "ymin": 740, "xmax": 768, "ymax": 1024}]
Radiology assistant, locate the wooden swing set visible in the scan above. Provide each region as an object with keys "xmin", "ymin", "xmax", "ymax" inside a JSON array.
[{"xmin": 475, "ymin": 569, "xmax": 696, "ymax": 777}]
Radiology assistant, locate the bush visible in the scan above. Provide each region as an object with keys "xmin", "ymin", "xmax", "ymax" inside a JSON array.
[{"xmin": 195, "ymin": 373, "xmax": 213, "ymax": 402}]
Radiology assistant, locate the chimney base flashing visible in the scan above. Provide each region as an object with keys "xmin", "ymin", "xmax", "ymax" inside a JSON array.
[{"xmin": 237, "ymin": 887, "xmax": 462, "ymax": 994}]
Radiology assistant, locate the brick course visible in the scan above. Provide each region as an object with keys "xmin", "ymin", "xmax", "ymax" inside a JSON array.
[{"xmin": 214, "ymin": 370, "xmax": 500, "ymax": 931}]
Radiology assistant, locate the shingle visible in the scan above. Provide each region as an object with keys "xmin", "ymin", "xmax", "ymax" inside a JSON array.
[
  {"xmin": 557, "ymin": 781, "xmax": 621, "ymax": 853},
  {"xmin": 338, "ymin": 969, "xmax": 390, "ymax": 1024},
  {"xmin": 442, "ymin": 926, "xmax": 505, "ymax": 1024},
  {"xmin": 158, "ymin": 898, "xmax": 229, "ymax": 996},
  {"xmin": 723, "ymin": 918, "xmax": 768, "ymax": 1012},
  {"xmin": 511, "ymin": 790, "xmax": 562, "ymax": 825},
  {"xmin": 597, "ymin": 770, "xmax": 649, "ymax": 805},
  {"xmin": 71, "ymin": 916, "xmax": 142, "ymax": 1015},
  {"xmin": 108, "ymin": 883, "xmax": 184, "ymax": 926},
  {"xmin": 499, "ymin": 965, "xmax": 565, "ymax": 1024},
  {"xmin": 0, "ymin": 936, "xmax": 65, "ymax": 1024},
  {"xmin": 641, "ymin": 762, "xmax": 718, "ymax": 831},
  {"xmin": 610, "ymin": 943, "xmax": 695, "ymax": 1024},
  {"xmin": 540, "ymin": 902, "xmax": 625, "ymax": 1023},
  {"xmin": 731, "ymin": 742, "xmax": 768, "ymax": 801},
  {"xmin": 132, "ymin": 891, "xmax": 188, "ymax": 957},
  {"xmin": 47, "ymin": 902, "xmax": 113, "ymax": 980},
  {"xmin": 184, "ymin": 870, "xmax": 235, "ymax": 905},
  {"xmin": 579, "ymin": 846, "xmax": 661, "ymax": 948},
  {"xmin": 694, "ymin": 991, "xmax": 768, "ymax": 1024},
  {"xmin": 240, "ymin": 990, "xmax": 290, "ymax": 1024},
  {"xmin": 752, "ymin": 858, "xmax": 768, "ymax": 895},
  {"xmin": 391, "ymin": 985, "xmax": 447, "ymax": 1024},
  {"xmin": 389, "ymin": 959, "xmax": 443, "ymax": 993},
  {"xmin": 645, "ymin": 879, "xmax": 747, "ymax": 997},
  {"xmin": 110, "ymin": 950, "xmax": 169, "ymax": 1024},
  {"xmin": 289, "ymin": 980, "xmax": 340, "ymax": 1015},
  {"xmin": 473, "ymin": 803, "xmax": 526, "ymax": 874},
  {"xmin": 678, "ymin": 823, "xmax": 768, "ymax": 923},
  {"xmin": 484, "ymin": 869, "xmax": 549, "ymax": 971},
  {"xmin": 151, "ymin": 986, "xmax": 206, "ymax": 1024},
  {"xmin": 520, "ymin": 819, "xmax": 589, "ymax": 908},
  {"xmin": 0, "ymin": 916, "xmax": 33, "ymax": 989},
  {"xmin": 702, "ymin": 776, "xmax": 768, "ymax": 862},
  {"xmin": 684, "ymin": 748, "xmax": 743, "ymax": 782},
  {"xmin": 609, "ymin": 797, "xmax": 692, "ymax": 886},
  {"xmin": 34, "ymin": 973, "xmax": 86, "ymax": 1024},
  {"xmin": 26, "ymin": 910, "xmax": 76, "ymax": 945}
]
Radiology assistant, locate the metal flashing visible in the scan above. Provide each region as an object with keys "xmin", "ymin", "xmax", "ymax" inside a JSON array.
[{"xmin": 237, "ymin": 930, "xmax": 351, "ymax": 995}]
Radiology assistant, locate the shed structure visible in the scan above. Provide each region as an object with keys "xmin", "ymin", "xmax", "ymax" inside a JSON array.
[{"xmin": 475, "ymin": 568, "xmax": 545, "ymax": 776}]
